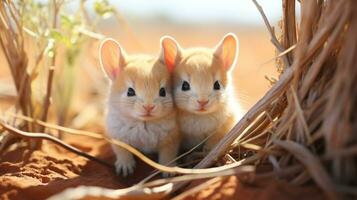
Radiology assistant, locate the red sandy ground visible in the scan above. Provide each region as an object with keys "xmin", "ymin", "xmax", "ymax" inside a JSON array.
[{"xmin": 0, "ymin": 133, "xmax": 325, "ymax": 200}]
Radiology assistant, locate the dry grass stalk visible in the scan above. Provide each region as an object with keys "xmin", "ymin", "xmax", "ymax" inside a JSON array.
[
  {"xmin": 40, "ymin": 0, "xmax": 63, "ymax": 132},
  {"xmin": 0, "ymin": 1, "xmax": 40, "ymax": 150},
  {"xmin": 0, "ymin": 116, "xmax": 256, "ymax": 175},
  {"xmin": 0, "ymin": 2, "xmax": 29, "ymax": 116},
  {"xmin": 47, "ymin": 165, "xmax": 254, "ymax": 200}
]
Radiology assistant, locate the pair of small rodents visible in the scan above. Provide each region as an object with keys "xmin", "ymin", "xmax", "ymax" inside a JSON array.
[{"xmin": 99, "ymin": 33, "xmax": 243, "ymax": 176}]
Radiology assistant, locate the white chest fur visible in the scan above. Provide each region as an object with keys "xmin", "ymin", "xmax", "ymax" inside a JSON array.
[
  {"xmin": 106, "ymin": 107, "xmax": 175, "ymax": 153},
  {"xmin": 179, "ymin": 109, "xmax": 229, "ymax": 148}
]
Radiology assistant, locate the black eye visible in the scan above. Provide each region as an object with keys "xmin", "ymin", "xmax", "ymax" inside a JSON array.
[
  {"xmin": 127, "ymin": 87, "xmax": 136, "ymax": 96},
  {"xmin": 182, "ymin": 81, "xmax": 190, "ymax": 91},
  {"xmin": 213, "ymin": 81, "xmax": 220, "ymax": 90},
  {"xmin": 159, "ymin": 87, "xmax": 166, "ymax": 97}
]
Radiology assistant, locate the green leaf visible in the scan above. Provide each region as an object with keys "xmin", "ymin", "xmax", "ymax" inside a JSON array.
[
  {"xmin": 60, "ymin": 14, "xmax": 75, "ymax": 29},
  {"xmin": 49, "ymin": 30, "xmax": 63, "ymax": 41},
  {"xmin": 94, "ymin": 0, "xmax": 115, "ymax": 18},
  {"xmin": 49, "ymin": 29, "xmax": 72, "ymax": 48}
]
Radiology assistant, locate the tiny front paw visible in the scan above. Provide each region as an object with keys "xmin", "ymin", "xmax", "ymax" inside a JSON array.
[{"xmin": 115, "ymin": 156, "xmax": 136, "ymax": 177}]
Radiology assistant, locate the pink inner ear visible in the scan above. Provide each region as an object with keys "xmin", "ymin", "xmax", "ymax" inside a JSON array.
[
  {"xmin": 223, "ymin": 44, "xmax": 236, "ymax": 69},
  {"xmin": 165, "ymin": 52, "xmax": 175, "ymax": 73},
  {"xmin": 163, "ymin": 39, "xmax": 177, "ymax": 73},
  {"xmin": 111, "ymin": 67, "xmax": 120, "ymax": 79},
  {"xmin": 100, "ymin": 38, "xmax": 124, "ymax": 80},
  {"xmin": 214, "ymin": 34, "xmax": 238, "ymax": 71}
]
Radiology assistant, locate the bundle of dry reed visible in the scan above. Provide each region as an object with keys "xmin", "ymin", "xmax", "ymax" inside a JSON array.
[
  {"xmin": 0, "ymin": 0, "xmax": 64, "ymax": 150},
  {"xmin": 0, "ymin": 1, "xmax": 40, "ymax": 149}
]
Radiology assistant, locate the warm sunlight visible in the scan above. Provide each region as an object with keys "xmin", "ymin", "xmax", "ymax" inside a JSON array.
[{"xmin": 0, "ymin": 1, "xmax": 355, "ymax": 199}]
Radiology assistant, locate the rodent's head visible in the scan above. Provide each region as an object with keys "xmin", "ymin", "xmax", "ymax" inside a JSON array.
[
  {"xmin": 100, "ymin": 38, "xmax": 174, "ymax": 121},
  {"xmin": 160, "ymin": 33, "xmax": 238, "ymax": 115}
]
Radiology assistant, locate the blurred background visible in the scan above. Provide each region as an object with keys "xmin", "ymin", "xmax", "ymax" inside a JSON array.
[{"xmin": 0, "ymin": 0, "xmax": 287, "ymax": 130}]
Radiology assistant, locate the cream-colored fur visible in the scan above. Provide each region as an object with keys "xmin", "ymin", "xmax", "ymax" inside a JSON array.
[
  {"xmin": 160, "ymin": 33, "xmax": 243, "ymax": 151},
  {"xmin": 99, "ymin": 38, "xmax": 179, "ymax": 176},
  {"xmin": 106, "ymin": 106, "xmax": 176, "ymax": 153}
]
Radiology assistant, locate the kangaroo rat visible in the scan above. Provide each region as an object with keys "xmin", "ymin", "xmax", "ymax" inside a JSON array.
[
  {"xmin": 99, "ymin": 38, "xmax": 179, "ymax": 176},
  {"xmin": 160, "ymin": 33, "xmax": 243, "ymax": 151}
]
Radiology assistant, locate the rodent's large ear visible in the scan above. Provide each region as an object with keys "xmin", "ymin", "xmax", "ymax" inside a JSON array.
[
  {"xmin": 159, "ymin": 36, "xmax": 182, "ymax": 73},
  {"xmin": 99, "ymin": 38, "xmax": 126, "ymax": 81},
  {"xmin": 213, "ymin": 33, "xmax": 239, "ymax": 71}
]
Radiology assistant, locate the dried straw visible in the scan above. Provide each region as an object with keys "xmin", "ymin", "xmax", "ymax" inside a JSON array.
[{"xmin": 0, "ymin": 0, "xmax": 40, "ymax": 150}]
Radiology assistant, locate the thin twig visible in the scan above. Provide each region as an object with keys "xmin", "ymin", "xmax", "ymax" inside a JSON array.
[
  {"xmin": 0, "ymin": 120, "xmax": 113, "ymax": 168},
  {"xmin": 40, "ymin": 0, "xmax": 60, "ymax": 132}
]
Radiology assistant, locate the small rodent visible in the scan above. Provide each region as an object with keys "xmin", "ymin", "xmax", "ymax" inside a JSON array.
[
  {"xmin": 160, "ymin": 33, "xmax": 243, "ymax": 152},
  {"xmin": 99, "ymin": 38, "xmax": 179, "ymax": 176}
]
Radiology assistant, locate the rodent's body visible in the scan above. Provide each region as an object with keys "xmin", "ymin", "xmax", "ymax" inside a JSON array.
[
  {"xmin": 178, "ymin": 104, "xmax": 236, "ymax": 150},
  {"xmin": 160, "ymin": 33, "xmax": 243, "ymax": 151},
  {"xmin": 100, "ymin": 38, "xmax": 179, "ymax": 176}
]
